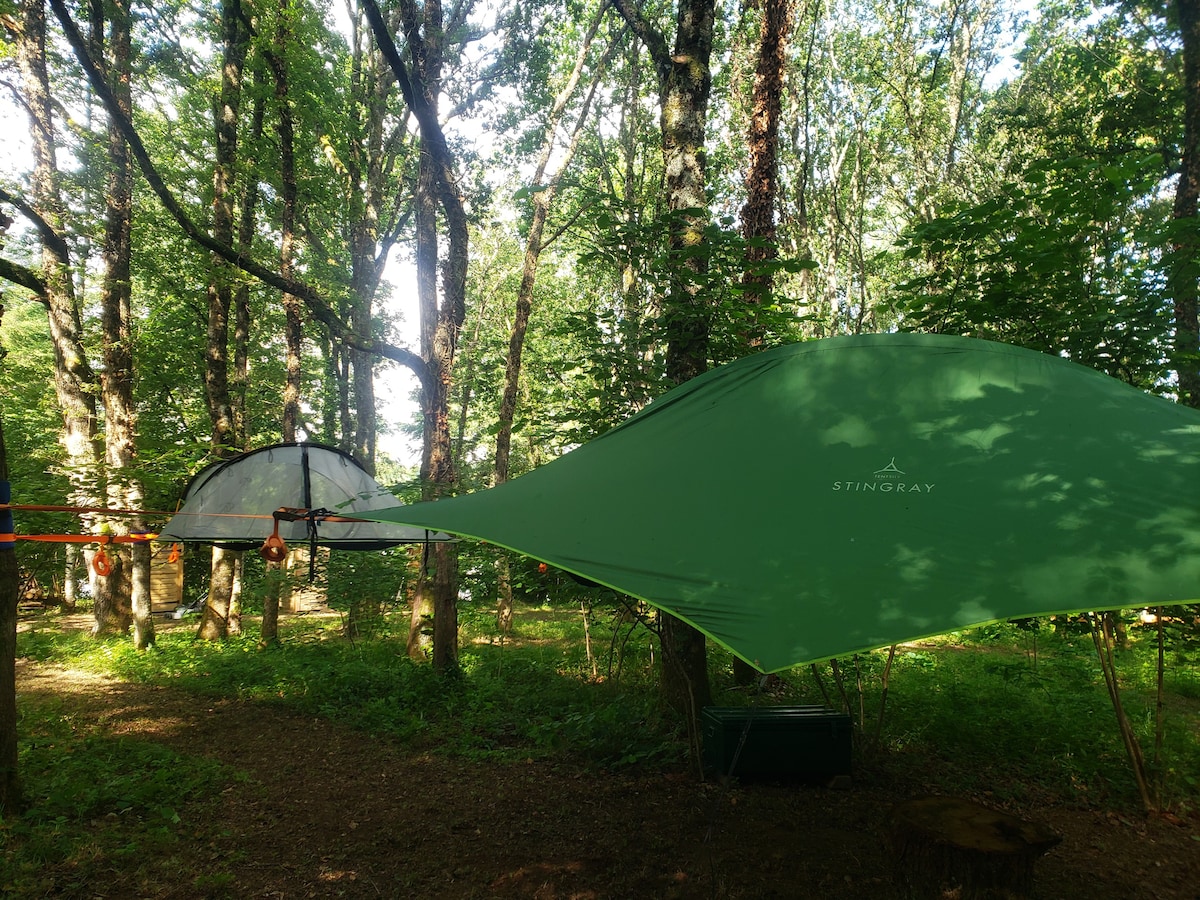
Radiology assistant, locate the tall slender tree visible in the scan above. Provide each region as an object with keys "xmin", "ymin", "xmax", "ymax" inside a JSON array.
[
  {"xmin": 95, "ymin": 0, "xmax": 153, "ymax": 646},
  {"xmin": 739, "ymin": 0, "xmax": 792, "ymax": 323},
  {"xmin": 727, "ymin": 0, "xmax": 794, "ymax": 686},
  {"xmin": 0, "ymin": 406, "xmax": 20, "ymax": 816},
  {"xmin": 16, "ymin": 0, "xmax": 104, "ymax": 616},
  {"xmin": 610, "ymin": 0, "xmax": 718, "ymax": 717},
  {"xmin": 196, "ymin": 0, "xmax": 251, "ymax": 642},
  {"xmin": 1172, "ymin": 0, "xmax": 1200, "ymax": 406},
  {"xmin": 364, "ymin": 0, "xmax": 471, "ymax": 673},
  {"xmin": 332, "ymin": 0, "xmax": 417, "ymax": 637},
  {"xmin": 493, "ymin": 5, "xmax": 615, "ymax": 633}
]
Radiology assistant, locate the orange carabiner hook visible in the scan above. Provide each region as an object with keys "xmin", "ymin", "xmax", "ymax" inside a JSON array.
[
  {"xmin": 92, "ymin": 546, "xmax": 112, "ymax": 577},
  {"xmin": 260, "ymin": 520, "xmax": 288, "ymax": 563}
]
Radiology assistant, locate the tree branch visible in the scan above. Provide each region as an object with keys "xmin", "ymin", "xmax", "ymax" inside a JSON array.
[
  {"xmin": 44, "ymin": 0, "xmax": 431, "ymax": 390},
  {"xmin": 608, "ymin": 0, "xmax": 671, "ymax": 87},
  {"xmin": 0, "ymin": 185, "xmax": 70, "ymax": 260},
  {"xmin": 362, "ymin": 0, "xmax": 470, "ymax": 321},
  {"xmin": 0, "ymin": 257, "xmax": 47, "ymax": 301},
  {"xmin": 360, "ymin": 0, "xmax": 466, "ymax": 222}
]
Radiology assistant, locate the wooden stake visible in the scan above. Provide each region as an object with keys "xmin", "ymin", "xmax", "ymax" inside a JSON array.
[
  {"xmin": 1089, "ymin": 613, "xmax": 1154, "ymax": 812},
  {"xmin": 874, "ymin": 644, "xmax": 897, "ymax": 746}
]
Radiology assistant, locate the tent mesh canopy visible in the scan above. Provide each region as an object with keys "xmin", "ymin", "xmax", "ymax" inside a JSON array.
[
  {"xmin": 159, "ymin": 442, "xmax": 443, "ymax": 550},
  {"xmin": 363, "ymin": 334, "xmax": 1200, "ymax": 672}
]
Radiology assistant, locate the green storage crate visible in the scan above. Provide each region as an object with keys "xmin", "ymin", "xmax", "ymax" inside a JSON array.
[{"xmin": 701, "ymin": 705, "xmax": 852, "ymax": 781}]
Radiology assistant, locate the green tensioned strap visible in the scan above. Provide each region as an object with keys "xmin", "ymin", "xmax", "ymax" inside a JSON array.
[{"xmin": 365, "ymin": 334, "xmax": 1200, "ymax": 672}]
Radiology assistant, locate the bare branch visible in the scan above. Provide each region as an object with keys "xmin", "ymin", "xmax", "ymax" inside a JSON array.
[
  {"xmin": 0, "ymin": 185, "xmax": 70, "ymax": 260},
  {"xmin": 608, "ymin": 0, "xmax": 671, "ymax": 86},
  {"xmin": 0, "ymin": 256, "xmax": 47, "ymax": 301}
]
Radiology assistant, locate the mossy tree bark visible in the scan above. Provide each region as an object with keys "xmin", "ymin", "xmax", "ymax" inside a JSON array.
[
  {"xmin": 611, "ymin": 0, "xmax": 718, "ymax": 717},
  {"xmin": 1172, "ymin": 0, "xmax": 1200, "ymax": 407},
  {"xmin": 363, "ymin": 0, "xmax": 470, "ymax": 675}
]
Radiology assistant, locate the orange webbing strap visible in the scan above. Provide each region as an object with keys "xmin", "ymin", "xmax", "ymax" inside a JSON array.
[
  {"xmin": 13, "ymin": 533, "xmax": 157, "ymax": 544},
  {"xmin": 0, "ymin": 503, "xmax": 174, "ymax": 516},
  {"xmin": 13, "ymin": 532, "xmax": 157, "ymax": 578}
]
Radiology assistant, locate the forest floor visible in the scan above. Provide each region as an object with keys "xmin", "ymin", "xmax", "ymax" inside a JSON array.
[{"xmin": 10, "ymin": 619, "xmax": 1200, "ymax": 899}]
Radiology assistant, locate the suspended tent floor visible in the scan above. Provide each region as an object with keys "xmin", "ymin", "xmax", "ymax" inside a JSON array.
[
  {"xmin": 158, "ymin": 442, "xmax": 449, "ymax": 554},
  {"xmin": 4, "ymin": 442, "xmax": 447, "ymax": 614}
]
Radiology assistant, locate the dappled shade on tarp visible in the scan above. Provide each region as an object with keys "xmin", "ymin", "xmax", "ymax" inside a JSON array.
[
  {"xmin": 159, "ymin": 442, "xmax": 446, "ymax": 550},
  {"xmin": 363, "ymin": 334, "xmax": 1200, "ymax": 672}
]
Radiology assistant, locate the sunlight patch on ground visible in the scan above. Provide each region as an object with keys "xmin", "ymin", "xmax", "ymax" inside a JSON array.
[
  {"xmin": 317, "ymin": 868, "xmax": 359, "ymax": 883},
  {"xmin": 14, "ymin": 658, "xmax": 113, "ymax": 690}
]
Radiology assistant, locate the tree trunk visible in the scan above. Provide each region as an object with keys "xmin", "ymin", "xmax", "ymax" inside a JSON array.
[
  {"xmin": 740, "ymin": 0, "xmax": 792, "ymax": 331},
  {"xmin": 203, "ymin": 0, "xmax": 247, "ymax": 457},
  {"xmin": 18, "ymin": 0, "xmax": 104, "ymax": 613},
  {"xmin": 62, "ymin": 543, "xmax": 80, "ymax": 611},
  {"xmin": 198, "ymin": 0, "xmax": 249, "ymax": 640},
  {"xmin": 260, "ymin": 562, "xmax": 282, "ymax": 647},
  {"xmin": 431, "ymin": 540, "xmax": 458, "ymax": 671},
  {"xmin": 232, "ymin": 85, "xmax": 264, "ymax": 451},
  {"xmin": 733, "ymin": 0, "xmax": 792, "ymax": 687},
  {"xmin": 495, "ymin": 555, "xmax": 515, "ymax": 635},
  {"xmin": 611, "ymin": 0, "xmax": 718, "ymax": 715},
  {"xmin": 267, "ymin": 11, "xmax": 302, "ymax": 444},
  {"xmin": 98, "ymin": 0, "xmax": 150, "ymax": 646},
  {"xmin": 426, "ymin": 305, "xmax": 461, "ymax": 674},
  {"xmin": 364, "ymin": 0, "xmax": 469, "ymax": 675},
  {"xmin": 1172, "ymin": 0, "xmax": 1200, "ymax": 407},
  {"xmin": 129, "ymin": 541, "xmax": 153, "ymax": 649},
  {"xmin": 407, "ymin": 562, "xmax": 434, "ymax": 659},
  {"xmin": 407, "ymin": 142, "xmax": 441, "ymax": 658},
  {"xmin": 227, "ymin": 553, "xmax": 243, "ymax": 636},
  {"xmin": 0, "ymin": 412, "xmax": 22, "ymax": 816},
  {"xmin": 197, "ymin": 547, "xmax": 236, "ymax": 641},
  {"xmin": 660, "ymin": 611, "xmax": 712, "ymax": 717}
]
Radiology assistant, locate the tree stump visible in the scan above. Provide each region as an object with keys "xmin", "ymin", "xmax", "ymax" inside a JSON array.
[{"xmin": 889, "ymin": 796, "xmax": 1062, "ymax": 900}]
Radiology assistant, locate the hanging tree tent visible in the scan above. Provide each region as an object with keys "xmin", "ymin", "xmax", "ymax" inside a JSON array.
[
  {"xmin": 158, "ymin": 442, "xmax": 447, "ymax": 553},
  {"xmin": 363, "ymin": 333, "xmax": 1200, "ymax": 673}
]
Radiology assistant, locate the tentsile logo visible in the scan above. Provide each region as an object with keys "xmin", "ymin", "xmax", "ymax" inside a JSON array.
[
  {"xmin": 831, "ymin": 458, "xmax": 936, "ymax": 494},
  {"xmin": 873, "ymin": 458, "xmax": 905, "ymax": 479}
]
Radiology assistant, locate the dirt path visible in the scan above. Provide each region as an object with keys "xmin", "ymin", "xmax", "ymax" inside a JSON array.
[{"xmin": 13, "ymin": 659, "xmax": 1200, "ymax": 899}]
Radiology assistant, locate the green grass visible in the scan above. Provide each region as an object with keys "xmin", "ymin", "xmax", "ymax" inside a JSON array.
[
  {"xmin": 16, "ymin": 606, "xmax": 685, "ymax": 770},
  {"xmin": 5, "ymin": 604, "xmax": 1199, "ymax": 896},
  {"xmin": 2, "ymin": 696, "xmax": 235, "ymax": 897},
  {"xmin": 9, "ymin": 607, "xmax": 1200, "ymax": 830},
  {"xmin": 795, "ymin": 622, "xmax": 1200, "ymax": 811}
]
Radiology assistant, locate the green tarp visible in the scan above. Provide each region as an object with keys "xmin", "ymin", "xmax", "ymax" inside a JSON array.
[{"xmin": 368, "ymin": 334, "xmax": 1200, "ymax": 672}]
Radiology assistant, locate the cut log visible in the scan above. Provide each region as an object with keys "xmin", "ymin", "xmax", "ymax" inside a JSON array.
[{"xmin": 889, "ymin": 795, "xmax": 1062, "ymax": 900}]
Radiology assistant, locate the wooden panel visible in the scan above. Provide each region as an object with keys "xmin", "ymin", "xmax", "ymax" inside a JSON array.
[{"xmin": 150, "ymin": 542, "xmax": 183, "ymax": 613}]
